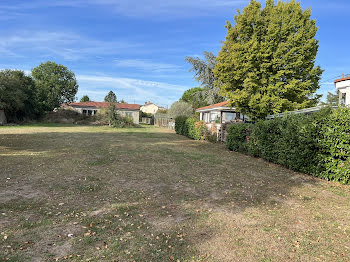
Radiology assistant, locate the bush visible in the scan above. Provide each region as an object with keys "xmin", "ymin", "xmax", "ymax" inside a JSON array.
[
  {"xmin": 106, "ymin": 104, "xmax": 137, "ymax": 128},
  {"xmin": 225, "ymin": 107, "xmax": 350, "ymax": 184},
  {"xmin": 226, "ymin": 123, "xmax": 251, "ymax": 152},
  {"xmin": 317, "ymin": 107, "xmax": 350, "ymax": 183},
  {"xmin": 175, "ymin": 116, "xmax": 189, "ymax": 136},
  {"xmin": 43, "ymin": 109, "xmax": 90, "ymax": 124},
  {"xmin": 175, "ymin": 116, "xmax": 211, "ymax": 141}
]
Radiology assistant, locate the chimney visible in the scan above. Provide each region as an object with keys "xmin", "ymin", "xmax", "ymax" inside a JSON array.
[
  {"xmin": 145, "ymin": 101, "xmax": 147, "ymax": 105},
  {"xmin": 342, "ymin": 73, "xmax": 345, "ymax": 78}
]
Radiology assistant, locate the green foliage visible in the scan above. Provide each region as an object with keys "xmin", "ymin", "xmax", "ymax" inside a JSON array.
[
  {"xmin": 175, "ymin": 116, "xmax": 213, "ymax": 141},
  {"xmin": 317, "ymin": 107, "xmax": 350, "ymax": 183},
  {"xmin": 186, "ymin": 117, "xmax": 207, "ymax": 140},
  {"xmin": 106, "ymin": 103, "xmax": 135, "ymax": 128},
  {"xmin": 226, "ymin": 124, "xmax": 251, "ymax": 152},
  {"xmin": 225, "ymin": 107, "xmax": 350, "ymax": 184},
  {"xmin": 180, "ymin": 87, "xmax": 208, "ymax": 109},
  {"xmin": 214, "ymin": 0, "xmax": 323, "ymax": 120},
  {"xmin": 80, "ymin": 95, "xmax": 90, "ymax": 102},
  {"xmin": 0, "ymin": 69, "xmax": 39, "ymax": 121},
  {"xmin": 31, "ymin": 61, "xmax": 78, "ymax": 111},
  {"xmin": 175, "ymin": 116, "xmax": 189, "ymax": 136},
  {"xmin": 104, "ymin": 91, "xmax": 117, "ymax": 103},
  {"xmin": 168, "ymin": 101, "xmax": 193, "ymax": 119},
  {"xmin": 185, "ymin": 52, "xmax": 225, "ymax": 105},
  {"xmin": 324, "ymin": 91, "xmax": 339, "ymax": 106}
]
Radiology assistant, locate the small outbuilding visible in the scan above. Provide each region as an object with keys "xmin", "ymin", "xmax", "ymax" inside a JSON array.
[
  {"xmin": 0, "ymin": 110, "xmax": 7, "ymax": 125},
  {"xmin": 196, "ymin": 101, "xmax": 248, "ymax": 141},
  {"xmin": 196, "ymin": 101, "xmax": 247, "ymax": 124}
]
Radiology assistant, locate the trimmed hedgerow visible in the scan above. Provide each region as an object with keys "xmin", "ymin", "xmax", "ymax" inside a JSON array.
[
  {"xmin": 226, "ymin": 123, "xmax": 252, "ymax": 152},
  {"xmin": 175, "ymin": 116, "xmax": 214, "ymax": 141},
  {"xmin": 226, "ymin": 107, "xmax": 350, "ymax": 184},
  {"xmin": 317, "ymin": 107, "xmax": 350, "ymax": 183},
  {"xmin": 175, "ymin": 116, "xmax": 189, "ymax": 136},
  {"xmin": 186, "ymin": 117, "xmax": 207, "ymax": 140}
]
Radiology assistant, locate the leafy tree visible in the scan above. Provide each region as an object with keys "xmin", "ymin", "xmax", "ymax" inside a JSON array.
[
  {"xmin": 31, "ymin": 61, "xmax": 78, "ymax": 111},
  {"xmin": 0, "ymin": 69, "xmax": 38, "ymax": 121},
  {"xmin": 119, "ymin": 99, "xmax": 126, "ymax": 103},
  {"xmin": 180, "ymin": 87, "xmax": 208, "ymax": 109},
  {"xmin": 185, "ymin": 52, "xmax": 225, "ymax": 105},
  {"xmin": 214, "ymin": 0, "xmax": 323, "ymax": 120},
  {"xmin": 325, "ymin": 91, "xmax": 339, "ymax": 106},
  {"xmin": 80, "ymin": 95, "xmax": 90, "ymax": 102},
  {"xmin": 168, "ymin": 101, "xmax": 193, "ymax": 119},
  {"xmin": 104, "ymin": 91, "xmax": 117, "ymax": 103}
]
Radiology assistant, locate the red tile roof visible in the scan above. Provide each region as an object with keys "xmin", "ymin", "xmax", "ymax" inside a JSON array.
[
  {"xmin": 196, "ymin": 101, "xmax": 230, "ymax": 111},
  {"xmin": 334, "ymin": 76, "xmax": 350, "ymax": 84},
  {"xmin": 68, "ymin": 101, "xmax": 140, "ymax": 110}
]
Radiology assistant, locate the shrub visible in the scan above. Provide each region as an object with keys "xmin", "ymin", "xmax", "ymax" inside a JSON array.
[
  {"xmin": 225, "ymin": 107, "xmax": 350, "ymax": 184},
  {"xmin": 317, "ymin": 107, "xmax": 350, "ymax": 183},
  {"xmin": 175, "ymin": 116, "xmax": 211, "ymax": 141},
  {"xmin": 186, "ymin": 117, "xmax": 207, "ymax": 140},
  {"xmin": 226, "ymin": 123, "xmax": 251, "ymax": 152},
  {"xmin": 175, "ymin": 116, "xmax": 189, "ymax": 136},
  {"xmin": 105, "ymin": 103, "xmax": 138, "ymax": 128}
]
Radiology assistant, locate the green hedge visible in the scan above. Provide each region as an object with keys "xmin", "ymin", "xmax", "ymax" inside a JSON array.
[
  {"xmin": 226, "ymin": 123, "xmax": 252, "ymax": 152},
  {"xmin": 175, "ymin": 116, "xmax": 189, "ymax": 136},
  {"xmin": 175, "ymin": 116, "xmax": 211, "ymax": 141},
  {"xmin": 226, "ymin": 107, "xmax": 350, "ymax": 184}
]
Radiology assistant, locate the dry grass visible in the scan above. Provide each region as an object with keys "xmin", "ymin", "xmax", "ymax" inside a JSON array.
[{"xmin": 1, "ymin": 124, "xmax": 350, "ymax": 261}]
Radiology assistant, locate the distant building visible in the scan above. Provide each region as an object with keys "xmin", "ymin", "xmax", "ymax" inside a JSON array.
[
  {"xmin": 335, "ymin": 75, "xmax": 350, "ymax": 106},
  {"xmin": 65, "ymin": 101, "xmax": 140, "ymax": 124},
  {"xmin": 140, "ymin": 102, "xmax": 162, "ymax": 115}
]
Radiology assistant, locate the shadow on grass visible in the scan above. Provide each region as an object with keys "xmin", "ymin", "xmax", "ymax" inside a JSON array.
[{"xmin": 0, "ymin": 128, "xmax": 320, "ymax": 260}]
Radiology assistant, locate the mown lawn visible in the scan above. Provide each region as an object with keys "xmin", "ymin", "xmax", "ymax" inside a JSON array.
[{"xmin": 1, "ymin": 124, "xmax": 350, "ymax": 261}]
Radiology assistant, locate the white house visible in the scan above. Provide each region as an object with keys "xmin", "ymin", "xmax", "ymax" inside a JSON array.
[
  {"xmin": 140, "ymin": 102, "xmax": 162, "ymax": 115},
  {"xmin": 196, "ymin": 101, "xmax": 247, "ymax": 124},
  {"xmin": 335, "ymin": 75, "xmax": 350, "ymax": 105},
  {"xmin": 196, "ymin": 101, "xmax": 248, "ymax": 141}
]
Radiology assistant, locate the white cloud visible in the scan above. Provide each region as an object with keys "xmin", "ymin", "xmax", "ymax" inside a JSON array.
[
  {"xmin": 1, "ymin": 0, "xmax": 248, "ymax": 18},
  {"xmin": 114, "ymin": 59, "xmax": 182, "ymax": 73},
  {"xmin": 76, "ymin": 74, "xmax": 189, "ymax": 106},
  {"xmin": 0, "ymin": 31, "xmax": 141, "ymax": 61},
  {"xmin": 91, "ymin": 0, "xmax": 248, "ymax": 17}
]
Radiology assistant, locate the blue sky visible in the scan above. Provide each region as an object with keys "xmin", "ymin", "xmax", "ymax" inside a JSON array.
[{"xmin": 1, "ymin": 0, "xmax": 349, "ymax": 107}]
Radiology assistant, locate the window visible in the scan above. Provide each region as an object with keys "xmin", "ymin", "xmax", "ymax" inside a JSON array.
[
  {"xmin": 210, "ymin": 112, "xmax": 220, "ymax": 123},
  {"xmin": 125, "ymin": 112, "xmax": 133, "ymax": 118},
  {"xmin": 224, "ymin": 112, "xmax": 236, "ymax": 122},
  {"xmin": 341, "ymin": 92, "xmax": 346, "ymax": 105},
  {"xmin": 83, "ymin": 109, "xmax": 87, "ymax": 115},
  {"xmin": 88, "ymin": 110, "xmax": 92, "ymax": 116}
]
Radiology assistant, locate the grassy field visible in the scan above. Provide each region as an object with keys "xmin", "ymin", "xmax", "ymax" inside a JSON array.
[{"xmin": 1, "ymin": 124, "xmax": 350, "ymax": 261}]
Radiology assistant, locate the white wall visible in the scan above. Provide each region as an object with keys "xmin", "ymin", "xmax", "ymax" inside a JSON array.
[
  {"xmin": 336, "ymin": 79, "xmax": 350, "ymax": 106},
  {"xmin": 140, "ymin": 104, "xmax": 159, "ymax": 114}
]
